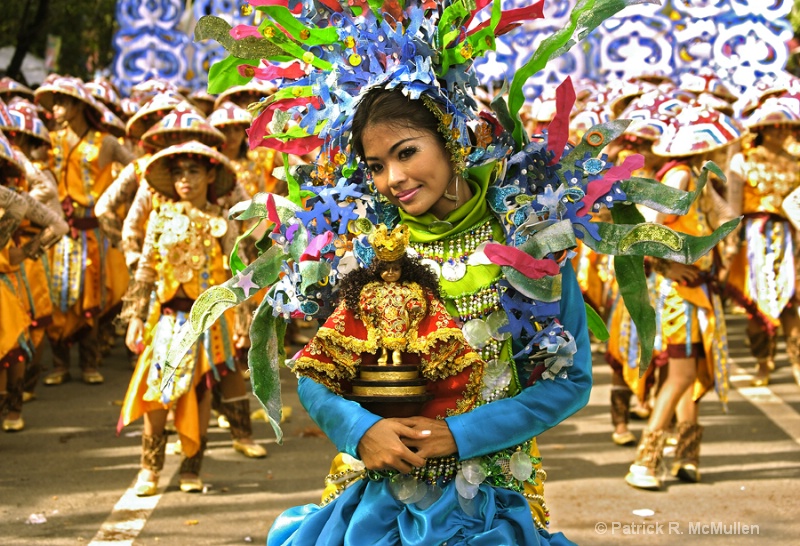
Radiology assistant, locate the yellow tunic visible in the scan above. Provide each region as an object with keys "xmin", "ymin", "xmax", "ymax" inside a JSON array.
[
  {"xmin": 0, "ymin": 244, "xmax": 32, "ymax": 364},
  {"xmin": 47, "ymin": 129, "xmax": 129, "ymax": 340},
  {"xmin": 119, "ymin": 202, "xmax": 238, "ymax": 458}
]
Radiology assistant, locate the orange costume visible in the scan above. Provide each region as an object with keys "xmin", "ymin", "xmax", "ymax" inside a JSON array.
[
  {"xmin": 48, "ymin": 129, "xmax": 129, "ymax": 341},
  {"xmin": 118, "ymin": 201, "xmax": 239, "ymax": 457}
]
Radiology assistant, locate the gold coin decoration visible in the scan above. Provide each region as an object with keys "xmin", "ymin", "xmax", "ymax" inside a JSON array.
[
  {"xmin": 152, "ymin": 201, "xmax": 229, "ymax": 286},
  {"xmin": 209, "ymin": 217, "xmax": 228, "ymax": 238}
]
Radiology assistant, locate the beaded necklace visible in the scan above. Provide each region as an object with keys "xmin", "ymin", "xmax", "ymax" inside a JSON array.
[{"xmin": 410, "ymin": 220, "xmax": 494, "ymax": 282}]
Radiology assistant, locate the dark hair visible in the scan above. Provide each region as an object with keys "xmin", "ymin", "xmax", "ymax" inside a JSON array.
[
  {"xmin": 338, "ymin": 253, "xmax": 441, "ymax": 316},
  {"xmin": 351, "ymin": 88, "xmax": 446, "ymax": 160}
]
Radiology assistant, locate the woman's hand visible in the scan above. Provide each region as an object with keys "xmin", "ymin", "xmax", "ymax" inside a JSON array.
[
  {"xmin": 396, "ymin": 416, "xmax": 458, "ymax": 459},
  {"xmin": 126, "ymin": 318, "xmax": 145, "ymax": 354},
  {"xmin": 357, "ymin": 419, "xmax": 428, "ymax": 473}
]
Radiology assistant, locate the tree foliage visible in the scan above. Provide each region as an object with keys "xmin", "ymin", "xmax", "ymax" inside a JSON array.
[{"xmin": 0, "ymin": 0, "xmax": 118, "ymax": 84}]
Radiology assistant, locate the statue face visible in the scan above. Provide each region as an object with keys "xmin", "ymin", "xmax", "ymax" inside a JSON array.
[{"xmin": 379, "ymin": 261, "xmax": 401, "ymax": 283}]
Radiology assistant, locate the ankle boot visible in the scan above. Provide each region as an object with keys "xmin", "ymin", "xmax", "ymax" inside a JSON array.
[
  {"xmin": 671, "ymin": 422, "xmax": 704, "ymax": 483},
  {"xmin": 135, "ymin": 433, "xmax": 167, "ymax": 496},
  {"xmin": 625, "ymin": 429, "xmax": 667, "ymax": 490},
  {"xmin": 610, "ymin": 388, "xmax": 635, "ymax": 446},
  {"xmin": 44, "ymin": 340, "xmax": 72, "ymax": 385},
  {"xmin": 78, "ymin": 324, "xmax": 103, "ymax": 384},
  {"xmin": 224, "ymin": 398, "xmax": 267, "ymax": 458},
  {"xmin": 179, "ymin": 437, "xmax": 207, "ymax": 492},
  {"xmin": 2, "ymin": 376, "xmax": 24, "ymax": 432}
]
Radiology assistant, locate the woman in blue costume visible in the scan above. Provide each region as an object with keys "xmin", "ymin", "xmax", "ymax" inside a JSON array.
[
  {"xmin": 168, "ymin": 1, "xmax": 740, "ymax": 544},
  {"xmin": 270, "ymin": 88, "xmax": 588, "ymax": 546}
]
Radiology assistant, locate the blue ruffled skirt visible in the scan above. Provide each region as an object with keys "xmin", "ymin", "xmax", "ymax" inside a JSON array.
[{"xmin": 268, "ymin": 478, "xmax": 576, "ymax": 546}]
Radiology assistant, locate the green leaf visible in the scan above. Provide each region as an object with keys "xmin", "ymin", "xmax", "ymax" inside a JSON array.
[
  {"xmin": 248, "ymin": 294, "xmax": 287, "ymax": 442},
  {"xmin": 585, "ymin": 302, "xmax": 609, "ymax": 341},
  {"xmin": 508, "ymin": 0, "xmax": 646, "ymax": 147},
  {"xmin": 195, "ymin": 15, "xmax": 283, "ymax": 59},
  {"xmin": 613, "ymin": 254, "xmax": 655, "ymax": 376},
  {"xmin": 207, "ymin": 55, "xmax": 259, "ymax": 95}
]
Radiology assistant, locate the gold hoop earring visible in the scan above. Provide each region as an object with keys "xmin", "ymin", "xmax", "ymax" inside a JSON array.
[{"xmin": 443, "ymin": 174, "xmax": 459, "ymax": 203}]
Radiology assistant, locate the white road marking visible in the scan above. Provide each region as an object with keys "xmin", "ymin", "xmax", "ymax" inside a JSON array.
[
  {"xmin": 88, "ymin": 477, "xmax": 172, "ymax": 545},
  {"xmin": 731, "ymin": 365, "xmax": 800, "ymax": 447}
]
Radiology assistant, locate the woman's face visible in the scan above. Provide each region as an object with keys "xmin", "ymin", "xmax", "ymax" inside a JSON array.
[
  {"xmin": 361, "ymin": 122, "xmax": 454, "ymax": 219},
  {"xmin": 52, "ymin": 95, "xmax": 82, "ymax": 125},
  {"xmin": 170, "ymin": 157, "xmax": 214, "ymax": 203}
]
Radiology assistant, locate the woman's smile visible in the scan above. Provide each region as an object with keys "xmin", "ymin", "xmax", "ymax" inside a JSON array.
[{"xmin": 361, "ymin": 124, "xmax": 469, "ymax": 219}]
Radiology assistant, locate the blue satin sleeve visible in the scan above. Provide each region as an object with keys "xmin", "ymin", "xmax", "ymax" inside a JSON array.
[
  {"xmin": 445, "ymin": 262, "xmax": 592, "ymax": 459},
  {"xmin": 297, "ymin": 376, "xmax": 382, "ymax": 458}
]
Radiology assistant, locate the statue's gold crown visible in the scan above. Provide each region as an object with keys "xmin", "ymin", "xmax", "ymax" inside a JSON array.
[{"xmin": 370, "ymin": 224, "xmax": 409, "ymax": 262}]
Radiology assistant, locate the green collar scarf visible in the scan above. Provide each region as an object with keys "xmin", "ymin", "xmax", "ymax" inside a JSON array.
[{"xmin": 398, "ymin": 162, "xmax": 497, "ymax": 243}]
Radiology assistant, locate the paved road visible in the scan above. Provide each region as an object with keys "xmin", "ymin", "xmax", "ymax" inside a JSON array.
[{"xmin": 1, "ymin": 313, "xmax": 799, "ymax": 545}]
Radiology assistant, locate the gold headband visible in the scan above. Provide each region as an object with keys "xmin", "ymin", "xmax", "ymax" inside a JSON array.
[{"xmin": 422, "ymin": 95, "xmax": 468, "ymax": 176}]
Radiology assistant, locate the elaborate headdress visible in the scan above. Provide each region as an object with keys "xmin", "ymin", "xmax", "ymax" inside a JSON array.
[
  {"xmin": 369, "ymin": 224, "xmax": 409, "ymax": 262},
  {"xmin": 195, "ymin": 0, "xmax": 641, "ymax": 169}
]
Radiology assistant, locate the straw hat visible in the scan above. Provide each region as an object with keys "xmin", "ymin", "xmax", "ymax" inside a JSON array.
[
  {"xmin": 140, "ymin": 103, "xmax": 225, "ymax": 150},
  {"xmin": 0, "ymin": 77, "xmax": 34, "ymax": 100},
  {"xmin": 0, "ymin": 130, "xmax": 24, "ymax": 176},
  {"xmin": 607, "ymin": 78, "xmax": 657, "ymax": 118},
  {"xmin": 677, "ymin": 67, "xmax": 737, "ymax": 103},
  {"xmin": 571, "ymin": 101, "xmax": 615, "ymax": 139},
  {"xmin": 0, "ymin": 98, "xmax": 14, "ymax": 132},
  {"xmin": 86, "ymin": 78, "xmax": 123, "ymax": 116},
  {"xmin": 34, "ymin": 76, "xmax": 126, "ymax": 137},
  {"xmin": 744, "ymin": 93, "xmax": 800, "ymax": 129},
  {"xmin": 144, "ymin": 140, "xmax": 236, "ymax": 201},
  {"xmin": 694, "ymin": 92, "xmax": 734, "ymax": 116},
  {"xmin": 652, "ymin": 104, "xmax": 747, "ymax": 157},
  {"xmin": 208, "ymin": 101, "xmax": 253, "ymax": 128},
  {"xmin": 188, "ymin": 89, "xmax": 217, "ymax": 116},
  {"xmin": 619, "ymin": 91, "xmax": 689, "ymax": 141},
  {"xmin": 213, "ymin": 80, "xmax": 276, "ymax": 110},
  {"xmin": 125, "ymin": 93, "xmax": 183, "ymax": 140},
  {"xmin": 120, "ymin": 97, "xmax": 141, "ymax": 120},
  {"xmin": 130, "ymin": 79, "xmax": 182, "ymax": 104},
  {"xmin": 738, "ymin": 74, "xmax": 793, "ymax": 118},
  {"xmin": 6, "ymin": 99, "xmax": 51, "ymax": 145}
]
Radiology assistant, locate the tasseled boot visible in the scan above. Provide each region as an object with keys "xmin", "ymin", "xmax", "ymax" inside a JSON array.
[
  {"xmin": 610, "ymin": 387, "xmax": 635, "ymax": 446},
  {"xmin": 134, "ymin": 433, "xmax": 167, "ymax": 496},
  {"xmin": 625, "ymin": 429, "xmax": 667, "ymax": 490},
  {"xmin": 671, "ymin": 422, "xmax": 704, "ymax": 483},
  {"xmin": 179, "ymin": 437, "xmax": 207, "ymax": 493},
  {"xmin": 224, "ymin": 397, "xmax": 267, "ymax": 458}
]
